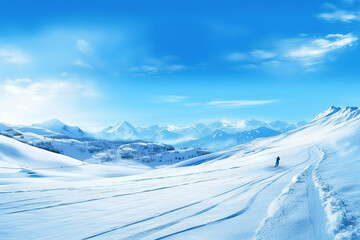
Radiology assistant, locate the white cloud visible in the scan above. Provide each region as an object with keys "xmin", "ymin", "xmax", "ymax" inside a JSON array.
[
  {"xmin": 60, "ymin": 72, "xmax": 69, "ymax": 78},
  {"xmin": 76, "ymin": 39, "xmax": 92, "ymax": 54},
  {"xmin": 227, "ymin": 52, "xmax": 247, "ymax": 61},
  {"xmin": 261, "ymin": 60, "xmax": 281, "ymax": 67},
  {"xmin": 73, "ymin": 59, "xmax": 92, "ymax": 69},
  {"xmin": 318, "ymin": 10, "xmax": 360, "ymax": 22},
  {"xmin": 251, "ymin": 50, "xmax": 276, "ymax": 59},
  {"xmin": 207, "ymin": 100, "xmax": 276, "ymax": 108},
  {"xmin": 285, "ymin": 33, "xmax": 357, "ymax": 62},
  {"xmin": 241, "ymin": 33, "xmax": 358, "ymax": 69},
  {"xmin": 0, "ymin": 78, "xmax": 99, "ymax": 124},
  {"xmin": 0, "ymin": 47, "xmax": 28, "ymax": 64},
  {"xmin": 130, "ymin": 57, "xmax": 187, "ymax": 74}
]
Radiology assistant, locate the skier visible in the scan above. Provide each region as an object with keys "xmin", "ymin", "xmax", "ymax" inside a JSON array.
[{"xmin": 275, "ymin": 156, "xmax": 280, "ymax": 167}]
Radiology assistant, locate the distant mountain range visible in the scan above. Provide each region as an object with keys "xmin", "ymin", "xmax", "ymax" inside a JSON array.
[
  {"xmin": 96, "ymin": 119, "xmax": 307, "ymax": 150},
  {"xmin": 175, "ymin": 127, "xmax": 281, "ymax": 151},
  {"xmin": 0, "ymin": 118, "xmax": 307, "ymax": 151}
]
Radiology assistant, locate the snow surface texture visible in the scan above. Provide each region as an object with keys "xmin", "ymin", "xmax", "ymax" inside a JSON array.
[{"xmin": 0, "ymin": 107, "xmax": 360, "ymax": 239}]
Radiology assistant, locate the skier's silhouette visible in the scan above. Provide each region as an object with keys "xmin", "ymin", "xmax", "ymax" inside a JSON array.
[{"xmin": 275, "ymin": 156, "xmax": 280, "ymax": 167}]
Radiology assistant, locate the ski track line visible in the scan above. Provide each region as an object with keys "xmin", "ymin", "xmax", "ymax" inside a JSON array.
[
  {"xmin": 82, "ymin": 179, "xmax": 258, "ymax": 240},
  {"xmin": 153, "ymin": 168, "xmax": 297, "ymax": 240},
  {"xmin": 4, "ymin": 176, "xmax": 234, "ymax": 215},
  {"xmin": 83, "ymin": 150, "xmax": 313, "ymax": 240},
  {"xmin": 0, "ymin": 196, "xmax": 52, "ymax": 206},
  {"xmin": 0, "ymin": 200, "xmax": 60, "ymax": 211},
  {"xmin": 122, "ymin": 176, "xmax": 282, "ymax": 240}
]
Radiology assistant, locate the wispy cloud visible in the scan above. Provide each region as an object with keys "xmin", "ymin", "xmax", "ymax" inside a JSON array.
[
  {"xmin": 318, "ymin": 3, "xmax": 360, "ymax": 23},
  {"xmin": 156, "ymin": 96, "xmax": 276, "ymax": 108},
  {"xmin": 73, "ymin": 59, "xmax": 92, "ymax": 69},
  {"xmin": 208, "ymin": 100, "xmax": 276, "ymax": 108},
  {"xmin": 319, "ymin": 10, "xmax": 360, "ymax": 22},
  {"xmin": 76, "ymin": 38, "xmax": 92, "ymax": 54},
  {"xmin": 130, "ymin": 57, "xmax": 187, "ymax": 75},
  {"xmin": 226, "ymin": 52, "xmax": 247, "ymax": 61},
  {"xmin": 0, "ymin": 47, "xmax": 28, "ymax": 64},
  {"xmin": 157, "ymin": 95, "xmax": 189, "ymax": 103},
  {"xmin": 284, "ymin": 33, "xmax": 357, "ymax": 64},
  {"xmin": 251, "ymin": 50, "xmax": 276, "ymax": 59},
  {"xmin": 234, "ymin": 33, "xmax": 358, "ymax": 69},
  {"xmin": 0, "ymin": 78, "xmax": 99, "ymax": 124}
]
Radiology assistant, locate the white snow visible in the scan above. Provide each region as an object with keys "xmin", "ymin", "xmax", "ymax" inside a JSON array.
[{"xmin": 0, "ymin": 107, "xmax": 360, "ymax": 239}]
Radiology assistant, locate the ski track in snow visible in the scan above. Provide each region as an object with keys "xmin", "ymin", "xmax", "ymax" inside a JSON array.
[
  {"xmin": 255, "ymin": 147, "xmax": 360, "ymax": 240},
  {"xmin": 76, "ymin": 149, "xmax": 313, "ymax": 240},
  {"xmin": 0, "ymin": 148, "xmax": 315, "ymax": 240}
]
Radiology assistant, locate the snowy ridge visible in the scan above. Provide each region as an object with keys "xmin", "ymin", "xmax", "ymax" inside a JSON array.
[
  {"xmin": 33, "ymin": 119, "xmax": 88, "ymax": 139},
  {"xmin": 313, "ymin": 106, "xmax": 360, "ymax": 124}
]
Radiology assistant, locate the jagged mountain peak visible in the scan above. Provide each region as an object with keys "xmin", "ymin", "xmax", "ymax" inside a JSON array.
[
  {"xmin": 108, "ymin": 121, "xmax": 136, "ymax": 132},
  {"xmin": 312, "ymin": 106, "xmax": 360, "ymax": 123}
]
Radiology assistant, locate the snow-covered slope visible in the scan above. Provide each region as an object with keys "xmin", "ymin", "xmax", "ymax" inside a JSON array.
[
  {"xmin": 33, "ymin": 119, "xmax": 88, "ymax": 138},
  {"xmin": 0, "ymin": 134, "xmax": 150, "ymax": 183},
  {"xmin": 0, "ymin": 123, "xmax": 11, "ymax": 132},
  {"xmin": 1, "ymin": 106, "xmax": 359, "ymax": 239}
]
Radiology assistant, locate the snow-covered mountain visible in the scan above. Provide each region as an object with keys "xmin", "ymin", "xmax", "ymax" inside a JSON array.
[
  {"xmin": 32, "ymin": 119, "xmax": 88, "ymax": 138},
  {"xmin": 208, "ymin": 119, "xmax": 270, "ymax": 133},
  {"xmin": 312, "ymin": 106, "xmax": 360, "ymax": 124},
  {"xmin": 1, "ymin": 106, "xmax": 360, "ymax": 239},
  {"xmin": 100, "ymin": 121, "xmax": 142, "ymax": 140},
  {"xmin": 177, "ymin": 127, "xmax": 280, "ymax": 151},
  {"xmin": 167, "ymin": 123, "xmax": 212, "ymax": 139}
]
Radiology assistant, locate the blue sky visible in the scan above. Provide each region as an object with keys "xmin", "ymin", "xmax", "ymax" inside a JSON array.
[{"xmin": 1, "ymin": 0, "xmax": 360, "ymax": 130}]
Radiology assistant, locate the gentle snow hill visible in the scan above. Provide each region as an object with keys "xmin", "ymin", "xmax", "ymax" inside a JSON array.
[
  {"xmin": 1, "ymin": 106, "xmax": 360, "ymax": 240},
  {"xmin": 0, "ymin": 134, "xmax": 150, "ymax": 183},
  {"xmin": 33, "ymin": 119, "xmax": 88, "ymax": 139}
]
